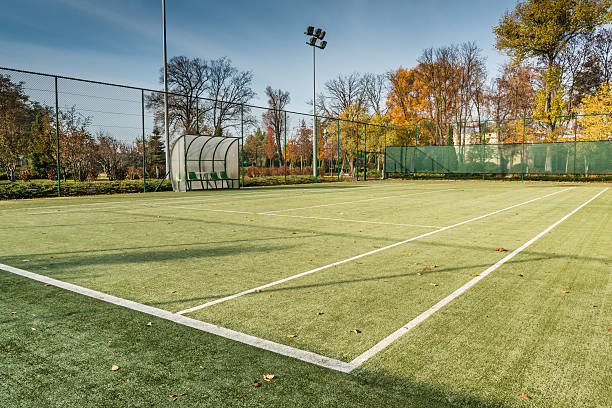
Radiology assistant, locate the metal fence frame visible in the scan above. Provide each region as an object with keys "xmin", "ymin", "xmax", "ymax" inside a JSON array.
[{"xmin": 1, "ymin": 66, "xmax": 610, "ymax": 196}]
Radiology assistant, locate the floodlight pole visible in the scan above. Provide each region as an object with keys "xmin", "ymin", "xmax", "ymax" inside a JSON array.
[
  {"xmin": 312, "ymin": 45, "xmax": 317, "ymax": 179},
  {"xmin": 162, "ymin": 0, "xmax": 171, "ymax": 179}
]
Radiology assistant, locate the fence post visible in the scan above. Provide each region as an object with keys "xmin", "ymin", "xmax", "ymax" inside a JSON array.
[
  {"xmin": 364, "ymin": 123, "xmax": 367, "ymax": 181},
  {"xmin": 521, "ymin": 117, "xmax": 525, "ymax": 183},
  {"xmin": 413, "ymin": 124, "xmax": 418, "ymax": 178},
  {"xmin": 54, "ymin": 76, "xmax": 61, "ymax": 197},
  {"xmin": 241, "ymin": 104, "xmax": 244, "ymax": 187},
  {"xmin": 337, "ymin": 119, "xmax": 340, "ymax": 181},
  {"xmin": 573, "ymin": 114, "xmax": 577, "ymax": 183},
  {"xmin": 383, "ymin": 125, "xmax": 387, "ymax": 180},
  {"xmin": 141, "ymin": 89, "xmax": 146, "ymax": 192},
  {"xmin": 195, "ymin": 98, "xmax": 199, "ymax": 134},
  {"xmin": 284, "ymin": 110, "xmax": 287, "ymax": 185},
  {"xmin": 355, "ymin": 123, "xmax": 359, "ymax": 181}
]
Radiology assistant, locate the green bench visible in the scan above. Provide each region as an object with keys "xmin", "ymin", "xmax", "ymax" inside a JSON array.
[{"xmin": 187, "ymin": 171, "xmax": 237, "ymax": 190}]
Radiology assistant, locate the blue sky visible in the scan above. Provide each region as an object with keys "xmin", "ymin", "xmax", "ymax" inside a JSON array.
[{"xmin": 0, "ymin": 0, "xmax": 518, "ymax": 113}]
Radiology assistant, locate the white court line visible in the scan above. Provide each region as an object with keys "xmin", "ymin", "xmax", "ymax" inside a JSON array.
[
  {"xmin": 257, "ymin": 213, "xmax": 442, "ymax": 229},
  {"xmin": 16, "ymin": 186, "xmax": 377, "ymax": 215},
  {"xmin": 170, "ymin": 206, "xmax": 253, "ymax": 215},
  {"xmin": 0, "ymin": 263, "xmax": 355, "ymax": 373},
  {"xmin": 176, "ymin": 187, "xmax": 572, "ymax": 315},
  {"xmin": 349, "ymin": 187, "xmax": 608, "ymax": 369},
  {"xmin": 166, "ymin": 205, "xmax": 441, "ymax": 228},
  {"xmin": 259, "ymin": 189, "xmax": 457, "ymax": 214}
]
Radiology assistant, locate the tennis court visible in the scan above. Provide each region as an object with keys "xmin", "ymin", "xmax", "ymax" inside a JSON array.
[{"xmin": 2, "ymin": 180, "xmax": 610, "ymax": 407}]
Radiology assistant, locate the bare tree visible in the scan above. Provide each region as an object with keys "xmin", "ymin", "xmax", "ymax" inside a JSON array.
[
  {"xmin": 206, "ymin": 57, "xmax": 256, "ymax": 136},
  {"xmin": 147, "ymin": 56, "xmax": 255, "ymax": 138},
  {"xmin": 318, "ymin": 73, "xmax": 367, "ymax": 119},
  {"xmin": 362, "ymin": 73, "xmax": 388, "ymax": 115},
  {"xmin": 456, "ymin": 42, "xmax": 487, "ymax": 145},
  {"xmin": 262, "ymin": 86, "xmax": 290, "ymax": 163},
  {"xmin": 560, "ymin": 35, "xmax": 593, "ymax": 114},
  {"xmin": 592, "ymin": 28, "xmax": 612, "ymax": 86},
  {"xmin": 490, "ymin": 63, "xmax": 537, "ymax": 122},
  {"xmin": 147, "ymin": 56, "xmax": 209, "ymax": 136}
]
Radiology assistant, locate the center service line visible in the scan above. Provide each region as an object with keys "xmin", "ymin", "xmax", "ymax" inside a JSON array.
[{"xmin": 176, "ymin": 187, "xmax": 572, "ymax": 315}]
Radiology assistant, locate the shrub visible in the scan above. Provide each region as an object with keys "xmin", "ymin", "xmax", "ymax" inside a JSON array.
[
  {"xmin": 18, "ymin": 167, "xmax": 34, "ymax": 182},
  {"xmin": 0, "ymin": 179, "xmax": 173, "ymax": 200}
]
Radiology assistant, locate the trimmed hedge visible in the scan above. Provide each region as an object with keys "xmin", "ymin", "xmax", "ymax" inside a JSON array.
[
  {"xmin": 0, "ymin": 175, "xmax": 339, "ymax": 200},
  {"xmin": 387, "ymin": 172, "xmax": 612, "ymax": 182},
  {"xmin": 242, "ymin": 175, "xmax": 336, "ymax": 187},
  {"xmin": 0, "ymin": 179, "xmax": 172, "ymax": 200}
]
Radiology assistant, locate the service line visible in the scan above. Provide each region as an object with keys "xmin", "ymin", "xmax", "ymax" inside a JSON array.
[
  {"xmin": 258, "ymin": 188, "xmax": 457, "ymax": 214},
  {"xmin": 0, "ymin": 263, "xmax": 355, "ymax": 373},
  {"xmin": 176, "ymin": 187, "xmax": 572, "ymax": 315},
  {"xmin": 349, "ymin": 187, "xmax": 608, "ymax": 369}
]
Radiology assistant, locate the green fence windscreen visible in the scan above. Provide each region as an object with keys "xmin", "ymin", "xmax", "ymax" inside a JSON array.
[{"xmin": 385, "ymin": 141, "xmax": 612, "ymax": 175}]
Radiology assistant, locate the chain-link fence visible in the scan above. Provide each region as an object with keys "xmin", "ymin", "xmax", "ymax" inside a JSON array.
[
  {"xmin": 2, "ymin": 66, "xmax": 611, "ymax": 197},
  {"xmin": 385, "ymin": 116, "xmax": 612, "ymax": 178}
]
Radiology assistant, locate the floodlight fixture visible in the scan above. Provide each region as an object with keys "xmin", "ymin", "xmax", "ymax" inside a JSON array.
[{"xmin": 303, "ymin": 25, "xmax": 328, "ymax": 179}]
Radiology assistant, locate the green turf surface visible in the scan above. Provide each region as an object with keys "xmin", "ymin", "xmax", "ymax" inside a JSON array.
[{"xmin": 1, "ymin": 180, "xmax": 610, "ymax": 407}]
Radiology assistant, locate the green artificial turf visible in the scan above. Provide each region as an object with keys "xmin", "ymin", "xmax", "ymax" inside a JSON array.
[{"xmin": 1, "ymin": 180, "xmax": 610, "ymax": 407}]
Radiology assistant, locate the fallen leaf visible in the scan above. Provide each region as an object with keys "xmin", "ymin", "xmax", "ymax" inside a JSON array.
[
  {"xmin": 480, "ymin": 360, "xmax": 488, "ymax": 363},
  {"xmin": 355, "ymin": 262, "xmax": 362, "ymax": 265},
  {"xmin": 292, "ymin": 232, "xmax": 297, "ymax": 234},
  {"xmin": 496, "ymin": 248, "xmax": 507, "ymax": 252},
  {"xmin": 146, "ymin": 322, "xmax": 152, "ymax": 327},
  {"xmin": 515, "ymin": 395, "xmax": 532, "ymax": 400},
  {"xmin": 306, "ymin": 259, "xmax": 312, "ymax": 262},
  {"xmin": 252, "ymin": 381, "xmax": 261, "ymax": 388},
  {"xmin": 263, "ymin": 374, "xmax": 275, "ymax": 382},
  {"xmin": 416, "ymin": 272, "xmax": 423, "ymax": 276},
  {"xmin": 557, "ymin": 290, "xmax": 569, "ymax": 294},
  {"xmin": 170, "ymin": 290, "xmax": 176, "ymax": 294},
  {"xmin": 422, "ymin": 267, "xmax": 431, "ymax": 271},
  {"xmin": 472, "ymin": 274, "xmax": 480, "ymax": 277},
  {"xmin": 285, "ymin": 334, "xmax": 297, "ymax": 338},
  {"xmin": 111, "ymin": 365, "xmax": 119, "ymax": 371},
  {"xmin": 373, "ymin": 246, "xmax": 381, "ymax": 248}
]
